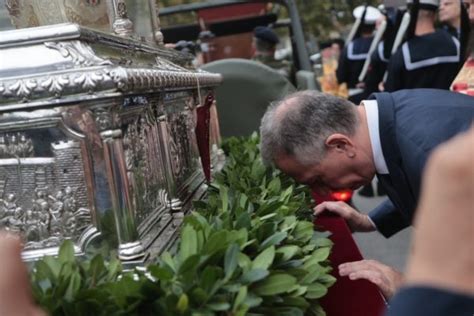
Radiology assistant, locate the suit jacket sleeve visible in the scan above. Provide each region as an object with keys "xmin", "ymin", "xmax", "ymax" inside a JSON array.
[
  {"xmin": 386, "ymin": 286, "xmax": 474, "ymax": 316},
  {"xmin": 369, "ymin": 199, "xmax": 409, "ymax": 238}
]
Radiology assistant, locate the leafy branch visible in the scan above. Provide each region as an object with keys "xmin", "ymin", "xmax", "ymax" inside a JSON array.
[{"xmin": 31, "ymin": 134, "xmax": 334, "ymax": 315}]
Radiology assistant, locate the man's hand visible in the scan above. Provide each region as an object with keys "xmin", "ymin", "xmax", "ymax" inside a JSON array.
[
  {"xmin": 339, "ymin": 259, "xmax": 403, "ymax": 299},
  {"xmin": 378, "ymin": 81, "xmax": 385, "ymax": 92},
  {"xmin": 314, "ymin": 201, "xmax": 376, "ymax": 232},
  {"xmin": 0, "ymin": 232, "xmax": 45, "ymax": 316},
  {"xmin": 405, "ymin": 127, "xmax": 474, "ymax": 295},
  {"xmin": 356, "ymin": 82, "xmax": 366, "ymax": 89}
]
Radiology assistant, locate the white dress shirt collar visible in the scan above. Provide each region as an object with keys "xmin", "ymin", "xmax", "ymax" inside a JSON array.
[{"xmin": 363, "ymin": 100, "xmax": 389, "ymax": 175}]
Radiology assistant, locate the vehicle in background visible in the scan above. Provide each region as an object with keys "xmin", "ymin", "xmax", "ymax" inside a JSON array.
[
  {"xmin": 159, "ymin": 0, "xmax": 352, "ymax": 204},
  {"xmin": 159, "ymin": 0, "xmax": 318, "ymax": 89}
]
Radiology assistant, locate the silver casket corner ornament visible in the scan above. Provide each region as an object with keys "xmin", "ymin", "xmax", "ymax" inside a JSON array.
[{"xmin": 0, "ymin": 0, "xmax": 223, "ymax": 264}]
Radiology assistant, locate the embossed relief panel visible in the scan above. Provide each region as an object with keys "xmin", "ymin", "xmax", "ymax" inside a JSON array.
[
  {"xmin": 161, "ymin": 91, "xmax": 204, "ymax": 205},
  {"xmin": 120, "ymin": 96, "xmax": 169, "ymax": 236},
  {"xmin": 0, "ymin": 115, "xmax": 96, "ymax": 259},
  {"xmin": 5, "ymin": 0, "xmax": 110, "ymax": 31}
]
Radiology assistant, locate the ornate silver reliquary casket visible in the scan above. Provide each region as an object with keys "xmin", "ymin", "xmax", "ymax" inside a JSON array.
[{"xmin": 0, "ymin": 0, "xmax": 223, "ymax": 263}]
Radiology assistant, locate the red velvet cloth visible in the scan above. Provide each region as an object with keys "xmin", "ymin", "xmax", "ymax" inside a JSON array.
[
  {"xmin": 315, "ymin": 212, "xmax": 387, "ymax": 316},
  {"xmin": 195, "ymin": 93, "xmax": 214, "ymax": 182}
]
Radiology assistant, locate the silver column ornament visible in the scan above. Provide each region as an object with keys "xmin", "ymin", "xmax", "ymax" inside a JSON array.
[
  {"xmin": 94, "ymin": 108, "xmax": 145, "ymax": 261},
  {"xmin": 112, "ymin": 0, "xmax": 134, "ymax": 37},
  {"xmin": 149, "ymin": 0, "xmax": 164, "ymax": 45}
]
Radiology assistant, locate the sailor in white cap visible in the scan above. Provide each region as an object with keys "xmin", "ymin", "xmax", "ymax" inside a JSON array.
[
  {"xmin": 336, "ymin": 5, "xmax": 382, "ymax": 103},
  {"xmin": 362, "ymin": 6, "xmax": 406, "ymax": 97},
  {"xmin": 384, "ymin": 0, "xmax": 463, "ymax": 91}
]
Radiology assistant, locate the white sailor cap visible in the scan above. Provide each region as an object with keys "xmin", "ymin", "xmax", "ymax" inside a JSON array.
[
  {"xmin": 353, "ymin": 6, "xmax": 383, "ymax": 25},
  {"xmin": 406, "ymin": 0, "xmax": 439, "ymax": 10}
]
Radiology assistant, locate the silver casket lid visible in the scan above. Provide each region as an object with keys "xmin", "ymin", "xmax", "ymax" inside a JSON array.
[
  {"xmin": 0, "ymin": 22, "xmax": 222, "ymax": 263},
  {"xmin": 0, "ymin": 23, "xmax": 222, "ymax": 109}
]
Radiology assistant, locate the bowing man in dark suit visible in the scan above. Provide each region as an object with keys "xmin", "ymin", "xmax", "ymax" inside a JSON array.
[{"xmin": 259, "ymin": 89, "xmax": 474, "ymax": 298}]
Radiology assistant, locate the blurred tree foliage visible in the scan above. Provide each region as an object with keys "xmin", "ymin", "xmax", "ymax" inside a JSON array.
[
  {"xmin": 158, "ymin": 0, "xmax": 199, "ymax": 26},
  {"xmin": 158, "ymin": 0, "xmax": 380, "ymax": 40},
  {"xmin": 296, "ymin": 0, "xmax": 379, "ymax": 41}
]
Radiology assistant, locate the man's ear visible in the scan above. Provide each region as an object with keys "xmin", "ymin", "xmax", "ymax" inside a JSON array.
[{"xmin": 325, "ymin": 133, "xmax": 355, "ymax": 156}]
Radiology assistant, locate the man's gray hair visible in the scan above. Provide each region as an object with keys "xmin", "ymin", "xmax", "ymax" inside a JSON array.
[{"xmin": 260, "ymin": 90, "xmax": 358, "ymax": 166}]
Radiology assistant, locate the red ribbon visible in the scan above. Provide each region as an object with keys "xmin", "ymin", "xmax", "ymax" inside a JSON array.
[{"xmin": 195, "ymin": 92, "xmax": 214, "ymax": 182}]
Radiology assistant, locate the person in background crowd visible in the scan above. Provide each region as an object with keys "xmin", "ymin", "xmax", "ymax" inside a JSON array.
[
  {"xmin": 259, "ymin": 89, "xmax": 474, "ymax": 298},
  {"xmin": 384, "ymin": 0, "xmax": 463, "ymax": 91},
  {"xmin": 173, "ymin": 40, "xmax": 197, "ymax": 55},
  {"xmin": 451, "ymin": 0, "xmax": 474, "ymax": 94},
  {"xmin": 251, "ymin": 26, "xmax": 290, "ymax": 78},
  {"xmin": 336, "ymin": 5, "xmax": 382, "ymax": 103},
  {"xmin": 363, "ymin": 6, "xmax": 404, "ymax": 97},
  {"xmin": 439, "ymin": 0, "xmax": 471, "ymax": 60},
  {"xmin": 439, "ymin": 0, "xmax": 463, "ymax": 36},
  {"xmin": 386, "ymin": 127, "xmax": 474, "ymax": 316}
]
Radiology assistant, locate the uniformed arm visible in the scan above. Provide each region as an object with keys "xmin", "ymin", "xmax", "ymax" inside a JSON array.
[
  {"xmin": 336, "ymin": 47, "xmax": 350, "ymax": 85},
  {"xmin": 363, "ymin": 51, "xmax": 385, "ymax": 95},
  {"xmin": 368, "ymin": 199, "xmax": 409, "ymax": 238},
  {"xmin": 384, "ymin": 52, "xmax": 404, "ymax": 92}
]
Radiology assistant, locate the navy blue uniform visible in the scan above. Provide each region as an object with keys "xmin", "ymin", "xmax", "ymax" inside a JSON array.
[
  {"xmin": 364, "ymin": 41, "xmax": 390, "ymax": 96},
  {"xmin": 385, "ymin": 30, "xmax": 462, "ymax": 91},
  {"xmin": 336, "ymin": 36, "xmax": 374, "ymax": 88}
]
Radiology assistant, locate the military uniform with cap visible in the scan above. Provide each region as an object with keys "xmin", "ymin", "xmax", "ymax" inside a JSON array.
[
  {"xmin": 252, "ymin": 26, "xmax": 290, "ymax": 78},
  {"xmin": 363, "ymin": 6, "xmax": 404, "ymax": 97},
  {"xmin": 337, "ymin": 6, "xmax": 382, "ymax": 102},
  {"xmin": 384, "ymin": 0, "xmax": 462, "ymax": 91}
]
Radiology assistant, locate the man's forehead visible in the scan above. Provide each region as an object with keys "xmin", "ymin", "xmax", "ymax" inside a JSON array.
[{"xmin": 275, "ymin": 154, "xmax": 316, "ymax": 179}]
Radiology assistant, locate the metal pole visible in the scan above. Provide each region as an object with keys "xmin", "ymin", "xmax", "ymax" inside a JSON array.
[{"xmin": 284, "ymin": 0, "xmax": 312, "ymax": 71}]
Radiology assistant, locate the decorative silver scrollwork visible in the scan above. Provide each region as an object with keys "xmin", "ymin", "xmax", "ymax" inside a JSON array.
[
  {"xmin": 73, "ymin": 71, "xmax": 109, "ymax": 93},
  {"xmin": 92, "ymin": 107, "xmax": 115, "ymax": 131},
  {"xmin": 44, "ymin": 41, "xmax": 113, "ymax": 67},
  {"xmin": 107, "ymin": 67, "xmax": 129, "ymax": 91},
  {"xmin": 40, "ymin": 75, "xmax": 70, "ymax": 97},
  {"xmin": 0, "ymin": 67, "xmax": 221, "ymax": 102},
  {"xmin": 8, "ymin": 79, "xmax": 37, "ymax": 99},
  {"xmin": 154, "ymin": 57, "xmax": 188, "ymax": 72}
]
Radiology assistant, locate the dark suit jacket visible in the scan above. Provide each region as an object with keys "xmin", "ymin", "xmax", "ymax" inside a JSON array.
[
  {"xmin": 386, "ymin": 286, "xmax": 474, "ymax": 316},
  {"xmin": 368, "ymin": 89, "xmax": 474, "ymax": 237}
]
